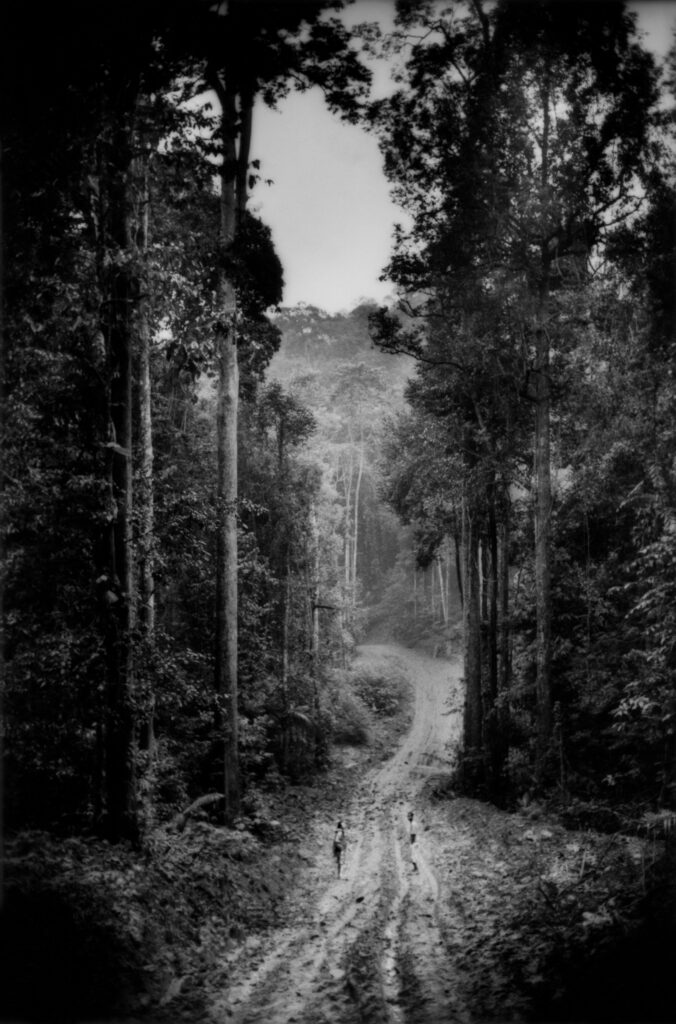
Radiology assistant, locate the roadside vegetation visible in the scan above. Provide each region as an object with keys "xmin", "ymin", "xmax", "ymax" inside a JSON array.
[{"xmin": 0, "ymin": 658, "xmax": 413, "ymax": 1022}]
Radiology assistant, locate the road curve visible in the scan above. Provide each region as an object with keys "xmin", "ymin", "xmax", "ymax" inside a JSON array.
[{"xmin": 216, "ymin": 643, "xmax": 466, "ymax": 1024}]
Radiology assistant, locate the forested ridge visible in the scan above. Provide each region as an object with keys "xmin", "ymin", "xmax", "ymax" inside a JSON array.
[{"xmin": 1, "ymin": 1, "xmax": 676, "ymax": 1022}]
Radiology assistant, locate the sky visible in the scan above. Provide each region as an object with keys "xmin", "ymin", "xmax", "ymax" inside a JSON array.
[{"xmin": 249, "ymin": 0, "xmax": 676, "ymax": 315}]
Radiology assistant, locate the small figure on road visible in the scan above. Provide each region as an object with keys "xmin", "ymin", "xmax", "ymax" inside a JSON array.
[
  {"xmin": 407, "ymin": 811, "xmax": 418, "ymax": 872},
  {"xmin": 333, "ymin": 820, "xmax": 346, "ymax": 878}
]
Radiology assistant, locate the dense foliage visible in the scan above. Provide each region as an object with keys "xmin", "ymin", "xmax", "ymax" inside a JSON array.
[
  {"xmin": 2, "ymin": 0, "xmax": 674, "ymax": 859},
  {"xmin": 0, "ymin": 0, "xmax": 382, "ymax": 837},
  {"xmin": 369, "ymin": 0, "xmax": 676, "ymax": 816}
]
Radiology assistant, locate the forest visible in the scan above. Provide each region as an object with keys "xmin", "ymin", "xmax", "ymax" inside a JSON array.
[{"xmin": 1, "ymin": 1, "xmax": 675, "ymax": 1022}]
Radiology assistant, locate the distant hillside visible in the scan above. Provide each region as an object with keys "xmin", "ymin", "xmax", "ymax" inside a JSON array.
[
  {"xmin": 262, "ymin": 302, "xmax": 456, "ymax": 644},
  {"xmin": 268, "ymin": 302, "xmax": 412, "ymax": 393}
]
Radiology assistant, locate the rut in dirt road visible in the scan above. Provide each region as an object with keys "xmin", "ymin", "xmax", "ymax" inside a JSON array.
[{"xmin": 217, "ymin": 644, "xmax": 469, "ymax": 1024}]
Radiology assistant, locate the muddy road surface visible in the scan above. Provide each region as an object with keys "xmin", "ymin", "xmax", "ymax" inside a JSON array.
[{"xmin": 216, "ymin": 643, "xmax": 468, "ymax": 1024}]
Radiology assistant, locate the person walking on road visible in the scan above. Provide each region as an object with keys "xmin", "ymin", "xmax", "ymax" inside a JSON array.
[
  {"xmin": 333, "ymin": 820, "xmax": 346, "ymax": 878},
  {"xmin": 407, "ymin": 810, "xmax": 418, "ymax": 872}
]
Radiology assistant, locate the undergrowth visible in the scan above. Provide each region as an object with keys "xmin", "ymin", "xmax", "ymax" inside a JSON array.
[
  {"xmin": 0, "ymin": 656, "xmax": 413, "ymax": 1022},
  {"xmin": 324, "ymin": 661, "xmax": 413, "ymax": 749}
]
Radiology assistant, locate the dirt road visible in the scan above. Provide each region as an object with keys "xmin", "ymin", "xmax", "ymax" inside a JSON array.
[{"xmin": 216, "ymin": 643, "xmax": 468, "ymax": 1024}]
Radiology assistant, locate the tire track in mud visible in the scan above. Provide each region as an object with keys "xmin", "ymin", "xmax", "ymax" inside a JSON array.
[
  {"xmin": 217, "ymin": 645, "xmax": 466, "ymax": 1024},
  {"xmin": 388, "ymin": 802, "xmax": 472, "ymax": 1024},
  {"xmin": 218, "ymin": 801, "xmax": 390, "ymax": 1023}
]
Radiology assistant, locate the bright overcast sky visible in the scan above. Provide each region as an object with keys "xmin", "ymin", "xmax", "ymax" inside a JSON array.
[{"xmin": 250, "ymin": 0, "xmax": 676, "ymax": 315}]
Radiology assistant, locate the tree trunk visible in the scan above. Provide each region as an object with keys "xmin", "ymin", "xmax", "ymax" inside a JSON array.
[
  {"xmin": 281, "ymin": 552, "xmax": 291, "ymax": 694},
  {"xmin": 352, "ymin": 435, "xmax": 365, "ymax": 605},
  {"xmin": 310, "ymin": 504, "xmax": 320, "ymax": 672},
  {"xmin": 479, "ymin": 535, "xmax": 487, "ymax": 625},
  {"xmin": 437, "ymin": 555, "xmax": 448, "ymax": 624},
  {"xmin": 309, "ymin": 506, "xmax": 323, "ymax": 768},
  {"xmin": 488, "ymin": 492, "xmax": 499, "ymax": 711},
  {"xmin": 454, "ymin": 530, "xmax": 463, "ymax": 610},
  {"xmin": 134, "ymin": 143, "xmax": 157, "ymax": 762},
  {"xmin": 462, "ymin": 495, "xmax": 482, "ymax": 754},
  {"xmin": 498, "ymin": 490, "xmax": 511, "ymax": 761},
  {"xmin": 534, "ymin": 313, "xmax": 553, "ymax": 783},
  {"xmin": 485, "ymin": 482, "xmax": 501, "ymax": 798},
  {"xmin": 213, "ymin": 82, "xmax": 242, "ymax": 822},
  {"xmin": 215, "ymin": 282, "xmax": 240, "ymax": 819},
  {"xmin": 534, "ymin": 74, "xmax": 553, "ymax": 787},
  {"xmin": 137, "ymin": 321, "xmax": 154, "ymax": 638},
  {"xmin": 342, "ymin": 453, "xmax": 354, "ymax": 618},
  {"xmin": 102, "ymin": 122, "xmax": 139, "ymax": 843},
  {"xmin": 279, "ymin": 553, "xmax": 292, "ymax": 772}
]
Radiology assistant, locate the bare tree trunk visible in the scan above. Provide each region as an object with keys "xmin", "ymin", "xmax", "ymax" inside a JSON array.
[
  {"xmin": 215, "ymin": 284, "xmax": 239, "ymax": 819},
  {"xmin": 534, "ymin": 74, "xmax": 554, "ymax": 787},
  {"xmin": 498, "ymin": 490, "xmax": 511, "ymax": 754},
  {"xmin": 462, "ymin": 496, "xmax": 482, "ymax": 754},
  {"xmin": 134, "ymin": 144, "xmax": 156, "ymax": 758},
  {"xmin": 310, "ymin": 504, "xmax": 320, "ymax": 671},
  {"xmin": 485, "ymin": 482, "xmax": 501, "ymax": 798},
  {"xmin": 137, "ymin": 315, "xmax": 154, "ymax": 639},
  {"xmin": 102, "ymin": 121, "xmax": 139, "ymax": 843},
  {"xmin": 477, "ymin": 537, "xmax": 482, "ymax": 625},
  {"xmin": 281, "ymin": 554, "xmax": 291, "ymax": 694},
  {"xmin": 309, "ymin": 505, "xmax": 323, "ymax": 767},
  {"xmin": 279, "ymin": 554, "xmax": 291, "ymax": 772},
  {"xmin": 352, "ymin": 435, "xmax": 365, "ymax": 606},
  {"xmin": 430, "ymin": 562, "xmax": 437, "ymax": 622},
  {"xmin": 488, "ymin": 491, "xmax": 498, "ymax": 713},
  {"xmin": 342, "ymin": 454, "xmax": 354, "ymax": 618},
  {"xmin": 534, "ymin": 312, "xmax": 552, "ymax": 782},
  {"xmin": 134, "ymin": 142, "xmax": 153, "ymax": 629},
  {"xmin": 212, "ymin": 80, "xmax": 242, "ymax": 822},
  {"xmin": 454, "ymin": 531, "xmax": 463, "ymax": 610},
  {"xmin": 276, "ymin": 408, "xmax": 291, "ymax": 718},
  {"xmin": 128, "ymin": 127, "xmax": 159, "ymax": 836},
  {"xmin": 437, "ymin": 555, "xmax": 448, "ymax": 624}
]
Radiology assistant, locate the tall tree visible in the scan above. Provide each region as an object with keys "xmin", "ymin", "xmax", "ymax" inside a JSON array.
[
  {"xmin": 205, "ymin": 46, "xmax": 244, "ymax": 822},
  {"xmin": 192, "ymin": 0, "xmax": 369, "ymax": 818},
  {"xmin": 77, "ymin": 9, "xmax": 169, "ymax": 842},
  {"xmin": 370, "ymin": 0, "xmax": 658, "ymax": 785},
  {"xmin": 373, "ymin": 292, "xmax": 528, "ymax": 797}
]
